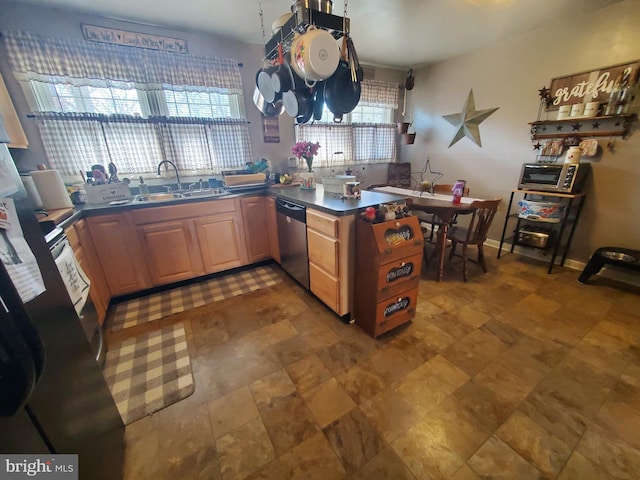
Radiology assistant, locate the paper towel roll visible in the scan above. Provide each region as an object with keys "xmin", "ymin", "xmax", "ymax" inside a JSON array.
[
  {"xmin": 20, "ymin": 175, "xmax": 43, "ymax": 210},
  {"xmin": 30, "ymin": 169, "xmax": 73, "ymax": 209}
]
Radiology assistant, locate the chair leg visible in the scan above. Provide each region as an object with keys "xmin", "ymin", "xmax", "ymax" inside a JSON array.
[
  {"xmin": 449, "ymin": 241, "xmax": 457, "ymax": 260},
  {"xmin": 461, "ymin": 244, "xmax": 468, "ymax": 282},
  {"xmin": 478, "ymin": 243, "xmax": 488, "ymax": 273}
]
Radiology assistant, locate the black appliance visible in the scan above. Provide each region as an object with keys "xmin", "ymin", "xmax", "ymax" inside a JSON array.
[
  {"xmin": 518, "ymin": 162, "xmax": 591, "ymax": 193},
  {"xmin": 0, "ymin": 140, "xmax": 124, "ymax": 479}
]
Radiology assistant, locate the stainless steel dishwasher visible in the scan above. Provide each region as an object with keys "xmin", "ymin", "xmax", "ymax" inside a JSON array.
[{"xmin": 276, "ymin": 198, "xmax": 309, "ymax": 289}]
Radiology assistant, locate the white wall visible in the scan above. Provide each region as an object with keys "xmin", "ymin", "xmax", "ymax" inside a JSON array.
[{"xmin": 401, "ymin": 0, "xmax": 640, "ymax": 262}]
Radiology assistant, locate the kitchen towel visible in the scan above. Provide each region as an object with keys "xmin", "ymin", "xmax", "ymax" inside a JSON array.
[
  {"xmin": 30, "ymin": 169, "xmax": 73, "ymax": 209},
  {"xmin": 54, "ymin": 240, "xmax": 90, "ymax": 316}
]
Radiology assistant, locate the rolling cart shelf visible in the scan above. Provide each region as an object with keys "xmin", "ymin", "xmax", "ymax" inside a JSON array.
[{"xmin": 497, "ymin": 189, "xmax": 586, "ymax": 274}]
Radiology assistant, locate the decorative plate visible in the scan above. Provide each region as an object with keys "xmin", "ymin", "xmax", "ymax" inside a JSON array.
[{"xmin": 579, "ymin": 139, "xmax": 598, "ymax": 157}]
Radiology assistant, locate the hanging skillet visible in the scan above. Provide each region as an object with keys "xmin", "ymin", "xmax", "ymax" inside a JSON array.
[{"xmin": 324, "ymin": 34, "xmax": 361, "ymax": 122}]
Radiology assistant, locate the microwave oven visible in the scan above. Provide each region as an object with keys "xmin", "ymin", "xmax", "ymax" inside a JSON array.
[{"xmin": 518, "ymin": 162, "xmax": 590, "ymax": 193}]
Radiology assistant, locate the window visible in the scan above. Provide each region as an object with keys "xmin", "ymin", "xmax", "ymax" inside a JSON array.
[
  {"xmin": 4, "ymin": 30, "xmax": 251, "ymax": 179},
  {"xmin": 295, "ymin": 80, "xmax": 399, "ymax": 168}
]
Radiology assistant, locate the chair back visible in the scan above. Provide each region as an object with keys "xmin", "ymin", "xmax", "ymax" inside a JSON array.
[
  {"xmin": 433, "ymin": 184, "xmax": 470, "ymax": 196},
  {"xmin": 463, "ymin": 198, "xmax": 502, "ymax": 244}
]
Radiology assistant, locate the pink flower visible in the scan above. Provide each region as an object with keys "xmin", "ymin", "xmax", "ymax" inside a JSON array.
[{"xmin": 292, "ymin": 141, "xmax": 320, "ymax": 171}]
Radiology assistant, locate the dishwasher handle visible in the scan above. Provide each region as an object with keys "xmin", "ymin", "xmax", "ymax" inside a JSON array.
[{"xmin": 276, "ymin": 198, "xmax": 306, "ymax": 223}]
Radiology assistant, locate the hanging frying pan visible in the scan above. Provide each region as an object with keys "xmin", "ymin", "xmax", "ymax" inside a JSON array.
[
  {"xmin": 253, "ymin": 86, "xmax": 284, "ymax": 116},
  {"xmin": 324, "ymin": 40, "xmax": 361, "ymax": 122},
  {"xmin": 313, "ymin": 81, "xmax": 325, "ymax": 121}
]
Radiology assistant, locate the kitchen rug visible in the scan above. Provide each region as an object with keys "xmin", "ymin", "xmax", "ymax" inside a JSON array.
[
  {"xmin": 103, "ymin": 323, "xmax": 194, "ymax": 425},
  {"xmin": 109, "ymin": 264, "xmax": 282, "ymax": 331}
]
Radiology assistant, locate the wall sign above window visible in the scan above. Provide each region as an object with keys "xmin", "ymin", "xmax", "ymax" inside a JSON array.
[
  {"xmin": 81, "ymin": 24, "xmax": 188, "ymax": 53},
  {"xmin": 548, "ymin": 60, "xmax": 639, "ymax": 109}
]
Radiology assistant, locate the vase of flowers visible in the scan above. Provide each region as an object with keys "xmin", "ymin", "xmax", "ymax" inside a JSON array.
[{"xmin": 292, "ymin": 141, "xmax": 320, "ymax": 190}]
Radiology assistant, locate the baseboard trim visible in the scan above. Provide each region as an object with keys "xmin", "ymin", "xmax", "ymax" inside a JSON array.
[{"xmin": 486, "ymin": 239, "xmax": 640, "ymax": 288}]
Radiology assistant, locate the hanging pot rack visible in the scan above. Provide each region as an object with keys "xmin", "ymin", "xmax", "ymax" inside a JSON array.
[{"xmin": 264, "ymin": 8, "xmax": 350, "ymax": 60}]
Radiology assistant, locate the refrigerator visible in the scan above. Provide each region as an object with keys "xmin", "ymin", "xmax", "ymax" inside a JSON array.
[{"xmin": 0, "ymin": 128, "xmax": 124, "ymax": 479}]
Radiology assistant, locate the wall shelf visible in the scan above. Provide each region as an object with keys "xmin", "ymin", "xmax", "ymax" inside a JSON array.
[{"xmin": 529, "ymin": 114, "xmax": 636, "ymax": 140}]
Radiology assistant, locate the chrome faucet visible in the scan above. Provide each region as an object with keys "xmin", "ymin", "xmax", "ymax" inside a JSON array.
[{"xmin": 157, "ymin": 160, "xmax": 182, "ymax": 192}]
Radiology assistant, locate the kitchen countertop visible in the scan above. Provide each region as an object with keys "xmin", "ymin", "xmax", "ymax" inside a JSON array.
[
  {"xmin": 53, "ymin": 184, "xmax": 409, "ymax": 230},
  {"xmin": 267, "ymin": 184, "xmax": 408, "ymax": 216}
]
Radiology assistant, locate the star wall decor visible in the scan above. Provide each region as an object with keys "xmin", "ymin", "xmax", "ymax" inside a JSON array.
[{"xmin": 442, "ymin": 89, "xmax": 499, "ymax": 148}]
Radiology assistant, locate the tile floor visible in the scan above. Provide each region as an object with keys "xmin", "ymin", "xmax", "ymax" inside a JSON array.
[{"xmin": 112, "ymin": 248, "xmax": 640, "ymax": 480}]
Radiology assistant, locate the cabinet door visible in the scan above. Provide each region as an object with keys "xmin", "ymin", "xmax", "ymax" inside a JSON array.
[
  {"xmin": 265, "ymin": 197, "xmax": 280, "ymax": 263},
  {"xmin": 240, "ymin": 197, "xmax": 271, "ymax": 263},
  {"xmin": 195, "ymin": 213, "xmax": 247, "ymax": 273},
  {"xmin": 69, "ymin": 220, "xmax": 111, "ymax": 325},
  {"xmin": 86, "ymin": 213, "xmax": 150, "ymax": 296},
  {"xmin": 137, "ymin": 220, "xmax": 203, "ymax": 286}
]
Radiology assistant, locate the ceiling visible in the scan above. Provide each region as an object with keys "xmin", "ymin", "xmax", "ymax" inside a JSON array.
[{"xmin": 9, "ymin": 0, "xmax": 622, "ymax": 69}]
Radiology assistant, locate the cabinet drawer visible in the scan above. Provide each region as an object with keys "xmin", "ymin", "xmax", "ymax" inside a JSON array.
[
  {"xmin": 361, "ymin": 216, "xmax": 423, "ymax": 264},
  {"xmin": 309, "ymin": 262, "xmax": 339, "ymax": 312},
  {"xmin": 307, "ymin": 209, "xmax": 338, "ymax": 238},
  {"xmin": 373, "ymin": 288, "xmax": 418, "ymax": 337},
  {"xmin": 307, "ymin": 229, "xmax": 338, "ymax": 276},
  {"xmin": 131, "ymin": 198, "xmax": 237, "ymax": 224},
  {"xmin": 375, "ymin": 253, "xmax": 421, "ymax": 301}
]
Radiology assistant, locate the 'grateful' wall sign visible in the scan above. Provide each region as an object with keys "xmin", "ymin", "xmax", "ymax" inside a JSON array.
[
  {"xmin": 549, "ymin": 60, "xmax": 639, "ymax": 109},
  {"xmin": 81, "ymin": 24, "xmax": 188, "ymax": 53}
]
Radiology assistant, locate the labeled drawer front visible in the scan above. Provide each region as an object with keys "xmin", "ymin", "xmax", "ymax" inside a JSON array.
[
  {"xmin": 307, "ymin": 209, "xmax": 338, "ymax": 238},
  {"xmin": 368, "ymin": 217, "xmax": 423, "ymax": 264},
  {"xmin": 373, "ymin": 288, "xmax": 418, "ymax": 337},
  {"xmin": 307, "ymin": 229, "xmax": 338, "ymax": 276},
  {"xmin": 375, "ymin": 253, "xmax": 422, "ymax": 300}
]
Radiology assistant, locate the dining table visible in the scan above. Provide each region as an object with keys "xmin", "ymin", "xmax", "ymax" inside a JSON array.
[{"xmin": 373, "ymin": 186, "xmax": 486, "ymax": 281}]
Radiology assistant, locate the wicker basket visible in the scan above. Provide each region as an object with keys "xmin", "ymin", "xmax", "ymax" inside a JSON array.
[{"xmin": 321, "ymin": 175, "xmax": 356, "ymax": 194}]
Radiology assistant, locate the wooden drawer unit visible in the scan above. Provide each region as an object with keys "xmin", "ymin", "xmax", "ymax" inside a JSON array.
[
  {"xmin": 370, "ymin": 288, "xmax": 419, "ymax": 338},
  {"xmin": 309, "ymin": 262, "xmax": 340, "ymax": 313},
  {"xmin": 375, "ymin": 253, "xmax": 421, "ymax": 302},
  {"xmin": 307, "ymin": 229, "xmax": 338, "ymax": 276},
  {"xmin": 307, "ymin": 208, "xmax": 338, "ymax": 237},
  {"xmin": 354, "ymin": 215, "xmax": 422, "ymax": 338}
]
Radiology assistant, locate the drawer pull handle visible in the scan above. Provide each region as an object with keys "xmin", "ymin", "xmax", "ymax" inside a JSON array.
[
  {"xmin": 413, "ymin": 239, "xmax": 422, "ymax": 246},
  {"xmin": 381, "ymin": 286, "xmax": 389, "ymax": 292},
  {"xmin": 384, "ymin": 248, "xmax": 393, "ymax": 254}
]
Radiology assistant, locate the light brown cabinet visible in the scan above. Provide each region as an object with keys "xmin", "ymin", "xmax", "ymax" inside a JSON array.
[
  {"xmin": 68, "ymin": 219, "xmax": 111, "ymax": 324},
  {"xmin": 353, "ymin": 215, "xmax": 423, "ymax": 338},
  {"xmin": 86, "ymin": 213, "xmax": 151, "ymax": 296},
  {"xmin": 0, "ymin": 73, "xmax": 28, "ymax": 148},
  {"xmin": 306, "ymin": 209, "xmax": 355, "ymax": 317},
  {"xmin": 265, "ymin": 196, "xmax": 280, "ymax": 264},
  {"xmin": 131, "ymin": 198, "xmax": 248, "ymax": 279},
  {"xmin": 195, "ymin": 212, "xmax": 247, "ymax": 273},
  {"xmin": 137, "ymin": 220, "xmax": 203, "ymax": 285},
  {"xmin": 240, "ymin": 196, "xmax": 271, "ymax": 263}
]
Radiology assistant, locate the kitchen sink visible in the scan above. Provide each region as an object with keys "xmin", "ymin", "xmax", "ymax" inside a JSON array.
[
  {"xmin": 134, "ymin": 193, "xmax": 185, "ymax": 202},
  {"xmin": 183, "ymin": 189, "xmax": 230, "ymax": 197}
]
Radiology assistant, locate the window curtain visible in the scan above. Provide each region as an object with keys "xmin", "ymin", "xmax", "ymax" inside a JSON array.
[
  {"xmin": 2, "ymin": 30, "xmax": 243, "ymax": 93},
  {"xmin": 2, "ymin": 30, "xmax": 251, "ymax": 177},
  {"xmin": 296, "ymin": 79, "xmax": 398, "ymax": 167}
]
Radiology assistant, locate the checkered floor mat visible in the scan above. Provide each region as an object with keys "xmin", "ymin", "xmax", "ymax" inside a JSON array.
[
  {"xmin": 103, "ymin": 323, "xmax": 194, "ymax": 425},
  {"xmin": 109, "ymin": 265, "xmax": 282, "ymax": 332}
]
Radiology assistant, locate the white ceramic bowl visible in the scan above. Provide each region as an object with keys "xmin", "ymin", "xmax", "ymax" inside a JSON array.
[{"xmin": 290, "ymin": 27, "xmax": 340, "ymax": 82}]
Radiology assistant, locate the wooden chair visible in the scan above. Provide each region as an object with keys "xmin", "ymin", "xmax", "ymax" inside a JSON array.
[
  {"xmin": 447, "ymin": 198, "xmax": 502, "ymax": 281},
  {"xmin": 420, "ymin": 184, "xmax": 471, "ymax": 243}
]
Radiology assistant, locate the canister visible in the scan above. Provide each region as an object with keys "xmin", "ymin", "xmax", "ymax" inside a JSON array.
[{"xmin": 564, "ymin": 146, "xmax": 582, "ymax": 164}]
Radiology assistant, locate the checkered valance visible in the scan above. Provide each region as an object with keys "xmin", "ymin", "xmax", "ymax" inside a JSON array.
[
  {"xmin": 2, "ymin": 30, "xmax": 242, "ymax": 92},
  {"xmin": 360, "ymin": 80, "xmax": 400, "ymax": 109}
]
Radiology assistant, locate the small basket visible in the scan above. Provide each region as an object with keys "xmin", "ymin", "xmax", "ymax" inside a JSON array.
[
  {"xmin": 517, "ymin": 200, "xmax": 565, "ymax": 223},
  {"xmin": 321, "ymin": 175, "xmax": 356, "ymax": 194}
]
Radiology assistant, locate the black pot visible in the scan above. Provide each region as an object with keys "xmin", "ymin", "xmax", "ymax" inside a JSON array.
[
  {"xmin": 313, "ymin": 81, "xmax": 325, "ymax": 121},
  {"xmin": 324, "ymin": 59, "xmax": 361, "ymax": 121},
  {"xmin": 283, "ymin": 85, "xmax": 313, "ymax": 119}
]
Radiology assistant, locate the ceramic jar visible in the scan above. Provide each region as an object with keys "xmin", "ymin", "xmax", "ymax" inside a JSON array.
[{"xmin": 564, "ymin": 146, "xmax": 582, "ymax": 164}]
